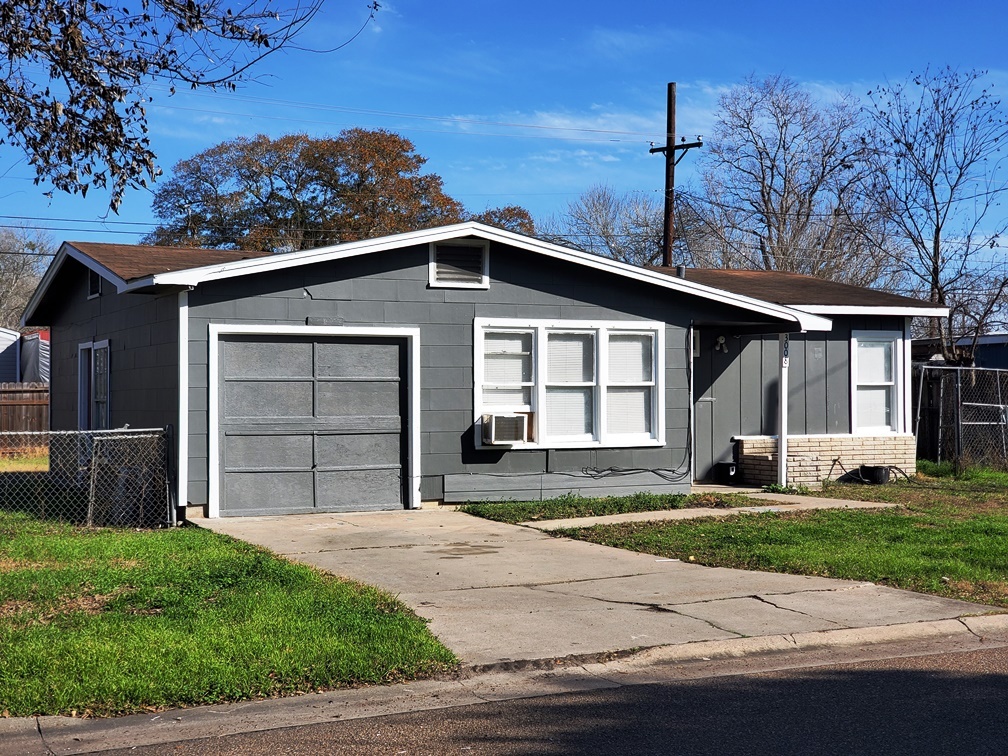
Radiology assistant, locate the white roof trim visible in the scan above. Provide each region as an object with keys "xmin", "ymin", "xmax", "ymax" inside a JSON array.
[
  {"xmin": 798, "ymin": 304, "xmax": 949, "ymax": 317},
  {"xmin": 21, "ymin": 242, "xmax": 130, "ymax": 326},
  {"xmin": 123, "ymin": 222, "xmax": 832, "ymax": 332}
]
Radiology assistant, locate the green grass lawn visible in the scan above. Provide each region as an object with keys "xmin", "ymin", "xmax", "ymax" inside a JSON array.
[
  {"xmin": 554, "ymin": 468, "xmax": 1008, "ymax": 610},
  {"xmin": 0, "ymin": 513, "xmax": 456, "ymax": 717},
  {"xmin": 458, "ymin": 490, "xmax": 756, "ymax": 525}
]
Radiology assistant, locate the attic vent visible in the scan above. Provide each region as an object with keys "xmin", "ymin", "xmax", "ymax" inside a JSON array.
[{"xmin": 429, "ymin": 241, "xmax": 489, "ymax": 288}]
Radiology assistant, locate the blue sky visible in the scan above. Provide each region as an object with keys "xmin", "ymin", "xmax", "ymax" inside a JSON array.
[{"xmin": 2, "ymin": 0, "xmax": 1007, "ymax": 245}]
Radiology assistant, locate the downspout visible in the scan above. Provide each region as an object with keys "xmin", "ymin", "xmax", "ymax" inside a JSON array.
[
  {"xmin": 778, "ymin": 333, "xmax": 790, "ymax": 487},
  {"xmin": 177, "ymin": 290, "xmax": 189, "ymax": 523}
]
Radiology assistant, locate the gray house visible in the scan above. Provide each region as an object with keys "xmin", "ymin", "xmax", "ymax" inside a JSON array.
[{"xmin": 22, "ymin": 222, "xmax": 945, "ymax": 517}]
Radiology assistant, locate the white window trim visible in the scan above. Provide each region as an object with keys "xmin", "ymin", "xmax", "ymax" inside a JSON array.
[
  {"xmin": 851, "ymin": 330, "xmax": 904, "ymax": 435},
  {"xmin": 428, "ymin": 240, "xmax": 490, "ymax": 289},
  {"xmin": 474, "ymin": 318, "xmax": 666, "ymax": 449},
  {"xmin": 207, "ymin": 324, "xmax": 422, "ymax": 518},
  {"xmin": 77, "ymin": 339, "xmax": 110, "ymax": 430}
]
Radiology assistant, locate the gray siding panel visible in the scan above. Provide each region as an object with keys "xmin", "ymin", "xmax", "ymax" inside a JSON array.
[
  {"xmin": 788, "ymin": 336, "xmax": 806, "ymax": 436},
  {"xmin": 47, "ymin": 259, "xmax": 178, "ymax": 434},
  {"xmin": 827, "ymin": 334, "xmax": 850, "ymax": 433}
]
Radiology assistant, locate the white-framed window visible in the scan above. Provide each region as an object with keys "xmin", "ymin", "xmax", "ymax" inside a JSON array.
[
  {"xmin": 78, "ymin": 340, "xmax": 110, "ymax": 430},
  {"xmin": 474, "ymin": 318, "xmax": 665, "ymax": 448},
  {"xmin": 428, "ymin": 240, "xmax": 489, "ymax": 289},
  {"xmin": 851, "ymin": 330, "xmax": 902, "ymax": 433}
]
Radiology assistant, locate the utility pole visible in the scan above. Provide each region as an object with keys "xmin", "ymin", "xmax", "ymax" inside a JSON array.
[{"xmin": 649, "ymin": 82, "xmax": 703, "ymax": 268}]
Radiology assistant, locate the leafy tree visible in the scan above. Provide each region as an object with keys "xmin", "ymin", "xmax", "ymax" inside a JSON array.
[
  {"xmin": 468, "ymin": 205, "xmax": 536, "ymax": 235},
  {"xmin": 863, "ymin": 67, "xmax": 1008, "ymax": 364},
  {"xmin": 308, "ymin": 128, "xmax": 465, "ymax": 243},
  {"xmin": 0, "ymin": 228, "xmax": 54, "ymax": 329},
  {"xmin": 0, "ymin": 0, "xmax": 376, "ymax": 211},
  {"xmin": 145, "ymin": 129, "xmax": 532, "ymax": 251},
  {"xmin": 684, "ymin": 74, "xmax": 895, "ymax": 287}
]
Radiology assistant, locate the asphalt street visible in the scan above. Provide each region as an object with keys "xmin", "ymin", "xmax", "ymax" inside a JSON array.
[{"xmin": 100, "ymin": 645, "xmax": 1008, "ymax": 755}]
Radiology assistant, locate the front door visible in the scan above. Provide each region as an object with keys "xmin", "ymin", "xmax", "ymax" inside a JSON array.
[{"xmin": 693, "ymin": 330, "xmax": 776, "ymax": 481}]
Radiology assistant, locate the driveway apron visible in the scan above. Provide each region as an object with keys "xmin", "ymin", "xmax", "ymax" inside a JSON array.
[{"xmin": 199, "ymin": 509, "xmax": 986, "ymax": 666}]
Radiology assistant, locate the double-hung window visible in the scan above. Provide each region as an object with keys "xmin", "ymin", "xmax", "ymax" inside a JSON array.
[
  {"xmin": 606, "ymin": 332, "xmax": 655, "ymax": 437},
  {"xmin": 852, "ymin": 331, "xmax": 902, "ymax": 433},
  {"xmin": 545, "ymin": 331, "xmax": 596, "ymax": 439},
  {"xmin": 475, "ymin": 319, "xmax": 664, "ymax": 448},
  {"xmin": 483, "ymin": 331, "xmax": 534, "ymax": 410}
]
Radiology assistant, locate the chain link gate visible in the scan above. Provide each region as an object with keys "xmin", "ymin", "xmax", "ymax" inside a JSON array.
[
  {"xmin": 0, "ymin": 428, "xmax": 172, "ymax": 527},
  {"xmin": 914, "ymin": 364, "xmax": 1008, "ymax": 470}
]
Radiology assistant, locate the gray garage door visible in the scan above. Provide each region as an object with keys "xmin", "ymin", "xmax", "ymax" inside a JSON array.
[{"xmin": 219, "ymin": 334, "xmax": 407, "ymax": 516}]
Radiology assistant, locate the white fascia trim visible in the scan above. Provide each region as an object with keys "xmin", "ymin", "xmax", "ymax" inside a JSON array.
[
  {"xmin": 21, "ymin": 243, "xmax": 130, "ymax": 326},
  {"xmin": 125, "ymin": 222, "xmax": 831, "ymax": 332},
  {"xmin": 207, "ymin": 323, "xmax": 422, "ymax": 518},
  {"xmin": 177, "ymin": 291, "xmax": 189, "ymax": 516},
  {"xmin": 798, "ymin": 304, "xmax": 949, "ymax": 318}
]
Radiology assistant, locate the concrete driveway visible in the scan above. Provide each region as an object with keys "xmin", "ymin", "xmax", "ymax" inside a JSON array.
[{"xmin": 199, "ymin": 508, "xmax": 988, "ymax": 667}]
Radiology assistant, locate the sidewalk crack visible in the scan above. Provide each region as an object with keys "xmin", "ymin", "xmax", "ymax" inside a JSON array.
[
  {"xmin": 750, "ymin": 593, "xmax": 846, "ymax": 626},
  {"xmin": 35, "ymin": 717, "xmax": 55, "ymax": 756},
  {"xmin": 957, "ymin": 617, "xmax": 984, "ymax": 641}
]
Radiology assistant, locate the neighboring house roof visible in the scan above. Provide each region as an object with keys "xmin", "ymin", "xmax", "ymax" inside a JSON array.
[
  {"xmin": 24, "ymin": 222, "xmax": 941, "ymax": 331},
  {"xmin": 914, "ymin": 332, "xmax": 1008, "ymax": 348},
  {"xmin": 650, "ymin": 267, "xmax": 947, "ymax": 317}
]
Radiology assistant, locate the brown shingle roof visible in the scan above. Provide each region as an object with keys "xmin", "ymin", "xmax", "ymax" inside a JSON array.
[
  {"xmin": 651, "ymin": 266, "xmax": 936, "ymax": 309},
  {"xmin": 66, "ymin": 241, "xmax": 271, "ymax": 282}
]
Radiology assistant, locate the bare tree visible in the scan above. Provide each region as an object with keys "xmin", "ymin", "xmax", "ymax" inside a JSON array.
[
  {"xmin": 0, "ymin": 1, "xmax": 377, "ymax": 211},
  {"xmin": 863, "ymin": 66, "xmax": 1008, "ymax": 364},
  {"xmin": 541, "ymin": 184, "xmax": 664, "ymax": 266},
  {"xmin": 684, "ymin": 74, "xmax": 897, "ymax": 287},
  {"xmin": 0, "ymin": 228, "xmax": 54, "ymax": 329}
]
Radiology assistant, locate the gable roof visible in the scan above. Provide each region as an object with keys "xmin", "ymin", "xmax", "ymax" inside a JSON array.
[
  {"xmin": 650, "ymin": 267, "xmax": 946, "ymax": 317},
  {"xmin": 66, "ymin": 242, "xmax": 271, "ymax": 283},
  {"xmin": 24, "ymin": 222, "xmax": 834, "ymax": 332}
]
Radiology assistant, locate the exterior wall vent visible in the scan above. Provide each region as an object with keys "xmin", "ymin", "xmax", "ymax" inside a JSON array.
[
  {"xmin": 429, "ymin": 241, "xmax": 489, "ymax": 289},
  {"xmin": 481, "ymin": 413, "xmax": 528, "ymax": 445}
]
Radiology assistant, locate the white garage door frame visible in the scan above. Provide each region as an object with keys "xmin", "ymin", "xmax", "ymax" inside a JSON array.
[{"xmin": 206, "ymin": 323, "xmax": 422, "ymax": 517}]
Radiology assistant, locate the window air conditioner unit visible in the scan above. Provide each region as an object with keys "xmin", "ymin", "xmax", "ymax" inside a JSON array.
[{"xmin": 482, "ymin": 413, "xmax": 529, "ymax": 445}]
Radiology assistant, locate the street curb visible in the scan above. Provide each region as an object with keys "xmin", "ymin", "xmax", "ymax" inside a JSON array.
[
  {"xmin": 4, "ymin": 612, "xmax": 1007, "ymax": 755},
  {"xmin": 461, "ymin": 612, "xmax": 1008, "ymax": 675},
  {"xmin": 619, "ymin": 613, "xmax": 1008, "ymax": 668}
]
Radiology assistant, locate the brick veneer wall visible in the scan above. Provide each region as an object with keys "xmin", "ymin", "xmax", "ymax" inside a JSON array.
[{"xmin": 735, "ymin": 434, "xmax": 917, "ymax": 488}]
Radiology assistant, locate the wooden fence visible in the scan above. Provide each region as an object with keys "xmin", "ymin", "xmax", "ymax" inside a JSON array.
[{"xmin": 0, "ymin": 382, "xmax": 49, "ymax": 433}]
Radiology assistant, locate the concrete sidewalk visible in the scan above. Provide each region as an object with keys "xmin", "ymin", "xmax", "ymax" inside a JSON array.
[
  {"xmin": 199, "ymin": 507, "xmax": 994, "ymax": 668},
  {"xmin": 523, "ymin": 493, "xmax": 902, "ymax": 531}
]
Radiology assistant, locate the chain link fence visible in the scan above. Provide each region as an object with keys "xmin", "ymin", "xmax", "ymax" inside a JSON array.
[
  {"xmin": 0, "ymin": 428, "xmax": 173, "ymax": 527},
  {"xmin": 914, "ymin": 364, "xmax": 1008, "ymax": 470}
]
